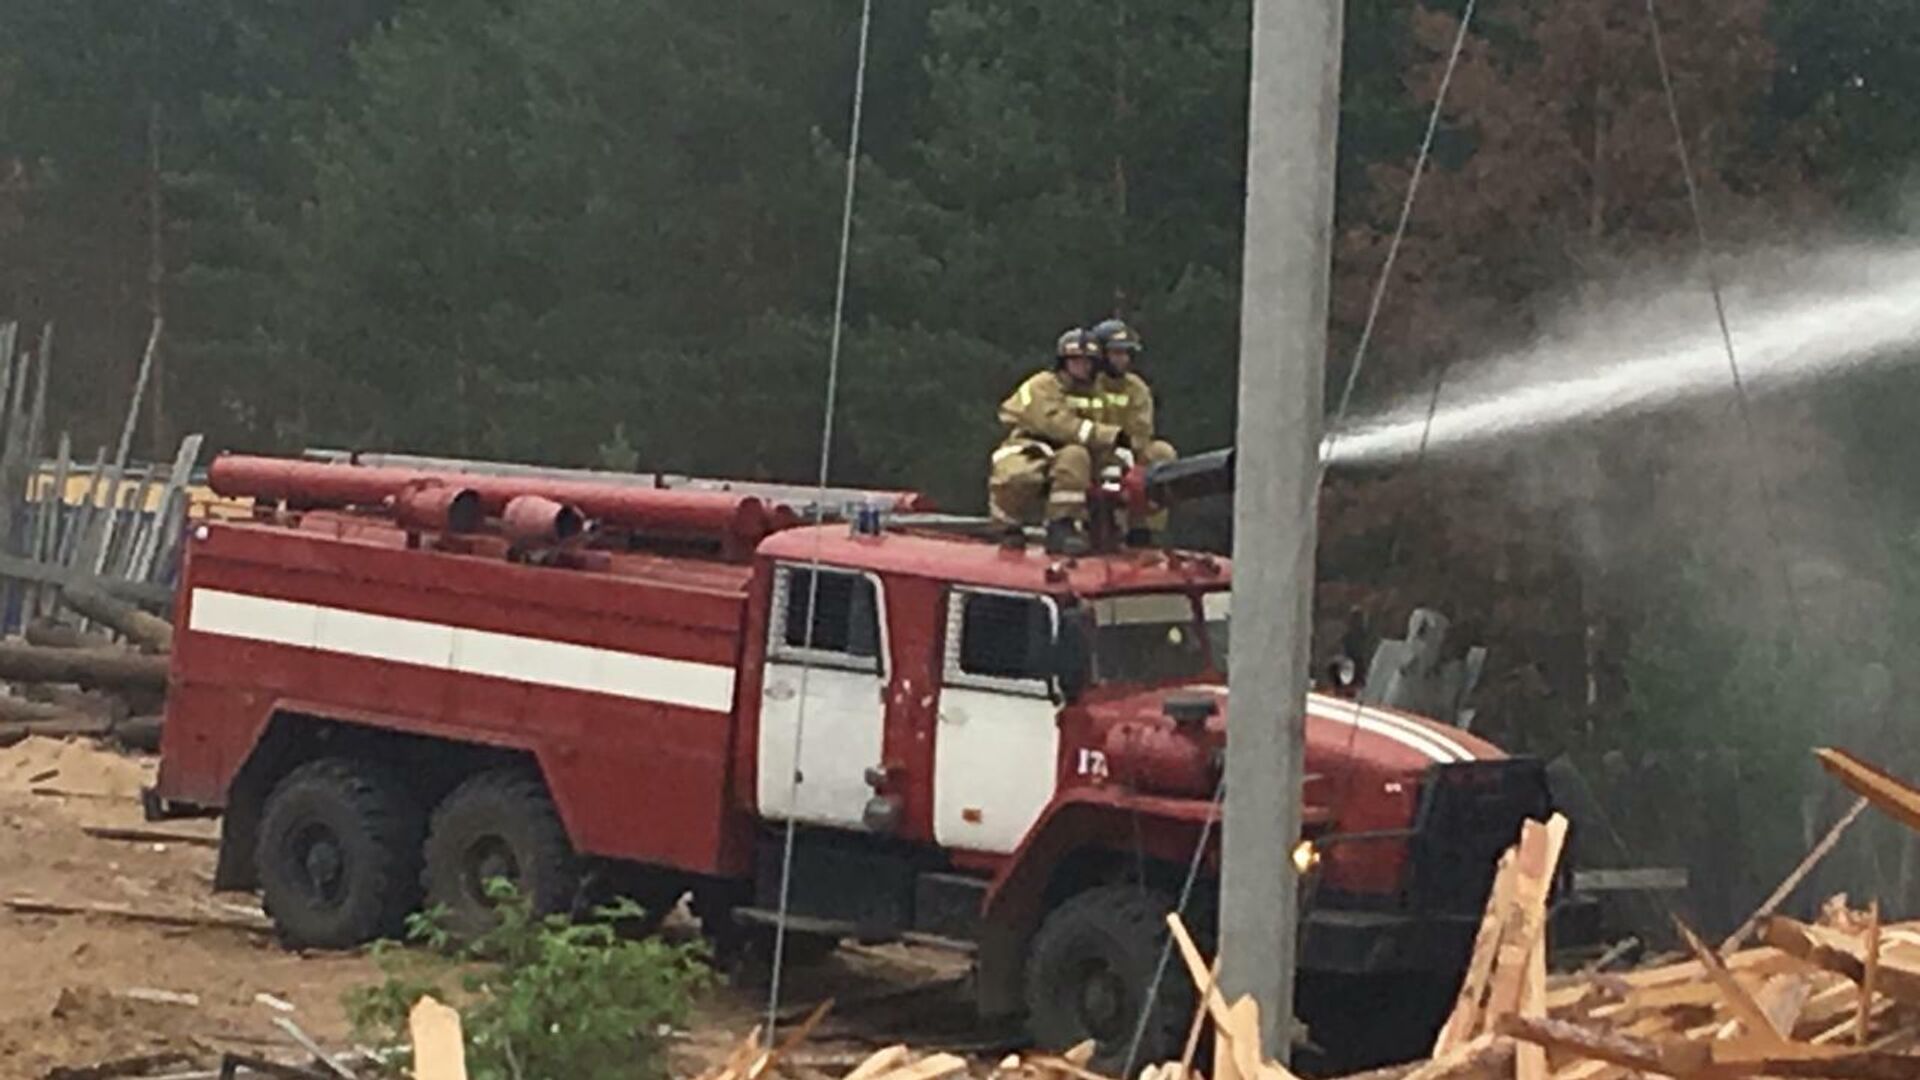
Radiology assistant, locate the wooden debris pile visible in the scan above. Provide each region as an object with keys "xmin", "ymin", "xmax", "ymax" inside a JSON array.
[
  {"xmin": 1390, "ymin": 747, "xmax": 1920, "ymax": 1080},
  {"xmin": 575, "ymin": 746, "xmax": 1920, "ymax": 1080},
  {"xmin": 689, "ymin": 748, "xmax": 1920, "ymax": 1080},
  {"xmin": 1525, "ymin": 907, "xmax": 1920, "ymax": 1080}
]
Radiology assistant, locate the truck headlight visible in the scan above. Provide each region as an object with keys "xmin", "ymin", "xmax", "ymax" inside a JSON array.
[{"xmin": 1292, "ymin": 839, "xmax": 1321, "ymax": 874}]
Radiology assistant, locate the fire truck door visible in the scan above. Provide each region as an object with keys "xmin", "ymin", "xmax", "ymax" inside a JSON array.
[
  {"xmin": 934, "ymin": 589, "xmax": 1061, "ymax": 854},
  {"xmin": 757, "ymin": 566, "xmax": 887, "ymax": 829}
]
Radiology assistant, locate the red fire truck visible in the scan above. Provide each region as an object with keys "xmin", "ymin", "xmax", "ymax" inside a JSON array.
[{"xmin": 151, "ymin": 452, "xmax": 1587, "ymax": 1068}]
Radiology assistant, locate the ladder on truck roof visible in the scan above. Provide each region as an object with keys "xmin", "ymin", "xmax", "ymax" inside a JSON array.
[{"xmin": 301, "ymin": 448, "xmax": 932, "ymax": 520}]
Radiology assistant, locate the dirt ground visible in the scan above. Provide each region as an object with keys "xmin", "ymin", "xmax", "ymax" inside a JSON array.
[{"xmin": 0, "ymin": 737, "xmax": 981, "ymax": 1079}]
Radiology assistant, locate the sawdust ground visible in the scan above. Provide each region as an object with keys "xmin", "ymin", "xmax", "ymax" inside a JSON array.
[
  {"xmin": 0, "ymin": 738, "xmax": 977, "ymax": 1078},
  {"xmin": 0, "ymin": 735, "xmax": 151, "ymax": 799}
]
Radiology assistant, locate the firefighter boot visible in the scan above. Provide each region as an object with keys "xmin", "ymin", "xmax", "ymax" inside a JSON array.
[
  {"xmin": 1000, "ymin": 523, "xmax": 1027, "ymax": 549},
  {"xmin": 1044, "ymin": 518, "xmax": 1089, "ymax": 556}
]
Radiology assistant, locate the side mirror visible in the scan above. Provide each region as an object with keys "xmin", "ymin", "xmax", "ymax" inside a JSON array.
[{"xmin": 1049, "ymin": 608, "xmax": 1092, "ymax": 703}]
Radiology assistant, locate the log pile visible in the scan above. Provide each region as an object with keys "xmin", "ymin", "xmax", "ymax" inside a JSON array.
[{"xmin": 0, "ymin": 631, "xmax": 170, "ymax": 749}]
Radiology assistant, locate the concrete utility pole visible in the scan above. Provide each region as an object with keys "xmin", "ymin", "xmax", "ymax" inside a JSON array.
[{"xmin": 1221, "ymin": 0, "xmax": 1344, "ymax": 1063}]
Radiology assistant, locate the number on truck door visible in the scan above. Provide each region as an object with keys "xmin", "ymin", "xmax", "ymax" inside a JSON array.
[
  {"xmin": 757, "ymin": 566, "xmax": 888, "ymax": 828},
  {"xmin": 934, "ymin": 589, "xmax": 1061, "ymax": 853}
]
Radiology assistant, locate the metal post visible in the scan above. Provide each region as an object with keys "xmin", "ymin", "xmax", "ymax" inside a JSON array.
[{"xmin": 1222, "ymin": 0, "xmax": 1343, "ymax": 1061}]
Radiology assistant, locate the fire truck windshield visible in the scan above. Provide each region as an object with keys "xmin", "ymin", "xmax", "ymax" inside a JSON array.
[{"xmin": 1088, "ymin": 591, "xmax": 1228, "ymax": 684}]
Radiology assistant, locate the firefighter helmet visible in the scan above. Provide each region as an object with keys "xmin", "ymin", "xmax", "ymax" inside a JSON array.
[
  {"xmin": 1090, "ymin": 317, "xmax": 1141, "ymax": 354},
  {"xmin": 1055, "ymin": 327, "xmax": 1095, "ymax": 367}
]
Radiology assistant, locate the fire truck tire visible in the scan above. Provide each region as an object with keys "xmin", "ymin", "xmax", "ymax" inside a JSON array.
[
  {"xmin": 1024, "ymin": 885, "xmax": 1189, "ymax": 1072},
  {"xmin": 422, "ymin": 770, "xmax": 579, "ymax": 939},
  {"xmin": 254, "ymin": 758, "xmax": 426, "ymax": 949}
]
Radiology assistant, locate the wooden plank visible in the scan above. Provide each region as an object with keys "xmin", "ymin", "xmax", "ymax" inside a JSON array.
[
  {"xmin": 1857, "ymin": 901, "xmax": 1881, "ymax": 1046},
  {"xmin": 747, "ymin": 999, "xmax": 832, "ymax": 1080},
  {"xmin": 3, "ymin": 895, "xmax": 269, "ymax": 934},
  {"xmin": 0, "ymin": 340, "xmax": 33, "ymax": 628},
  {"xmin": 698, "ymin": 1025, "xmax": 762, "ymax": 1080},
  {"xmin": 1549, "ymin": 1060, "xmax": 1620, "ymax": 1080},
  {"xmin": 1576, "ymin": 937, "xmax": 1640, "ymax": 976},
  {"xmin": 0, "ymin": 323, "xmax": 20, "ymax": 462},
  {"xmin": 0, "ymin": 324, "xmax": 14, "ymax": 410},
  {"xmin": 866, "ymin": 1053, "xmax": 968, "ymax": 1080},
  {"xmin": 1218, "ymin": 994, "xmax": 1268, "ymax": 1080},
  {"xmin": 0, "ymin": 551, "xmax": 173, "ymax": 607},
  {"xmin": 1764, "ymin": 917, "xmax": 1920, "ymax": 1005},
  {"xmin": 1509, "ymin": 1017, "xmax": 1915, "ymax": 1080},
  {"xmin": 1025, "ymin": 1053, "xmax": 1129, "ymax": 1080},
  {"xmin": 1794, "ymin": 977, "xmax": 1870, "ymax": 1039},
  {"xmin": 1616, "ymin": 1010, "xmax": 1688, "ymax": 1041},
  {"xmin": 1484, "ymin": 815, "xmax": 1569, "ymax": 1023},
  {"xmin": 1590, "ymin": 978, "xmax": 1721, "ymax": 1017},
  {"xmin": 1165, "ymin": 914, "xmax": 1291, "ymax": 1080},
  {"xmin": 1519, "ymin": 936, "xmax": 1549, "ymax": 1080},
  {"xmin": 408, "ymin": 996, "xmax": 468, "ymax": 1080},
  {"xmin": 1435, "ymin": 848, "xmax": 1518, "ymax": 1053},
  {"xmin": 112, "ymin": 318, "xmax": 161, "ymax": 477},
  {"xmin": 1167, "ymin": 913, "xmax": 1240, "ymax": 1054},
  {"xmin": 37, "ymin": 432, "xmax": 72, "ymax": 618},
  {"xmin": 1754, "ymin": 973, "xmax": 1813, "ymax": 1041},
  {"xmin": 111, "ymin": 465, "xmax": 156, "ymax": 579},
  {"xmin": 1675, "ymin": 919, "xmax": 1792, "ymax": 1048},
  {"xmin": 1721, "ymin": 795, "xmax": 1869, "ymax": 954},
  {"xmin": 44, "ymin": 1050, "xmax": 195, "ymax": 1080},
  {"xmin": 94, "ymin": 464, "xmax": 150, "ymax": 580},
  {"xmin": 142, "ymin": 433, "xmax": 202, "ymax": 585},
  {"xmin": 1492, "ymin": 1015, "xmax": 1705, "ymax": 1077},
  {"xmin": 1811, "ymin": 999, "xmax": 1896, "ymax": 1046},
  {"xmin": 1181, "ymin": 956, "xmax": 1223, "ymax": 1080},
  {"xmin": 1570, "ymin": 868, "xmax": 1689, "ymax": 892},
  {"xmin": 60, "ymin": 446, "xmax": 108, "ymax": 575},
  {"xmin": 80, "ymin": 825, "xmax": 217, "ymax": 849},
  {"xmin": 1705, "ymin": 1041, "xmax": 1920, "ymax": 1080},
  {"xmin": 1816, "ymin": 750, "xmax": 1920, "ymax": 832},
  {"xmin": 1398, "ymin": 1036, "xmax": 1514, "ymax": 1080},
  {"xmin": 25, "ymin": 324, "xmax": 50, "ymax": 491},
  {"xmin": 842, "ymin": 1045, "xmax": 908, "ymax": 1080}
]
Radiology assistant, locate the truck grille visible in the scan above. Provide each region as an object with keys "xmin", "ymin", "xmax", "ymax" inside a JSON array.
[{"xmin": 1403, "ymin": 758, "xmax": 1556, "ymax": 915}]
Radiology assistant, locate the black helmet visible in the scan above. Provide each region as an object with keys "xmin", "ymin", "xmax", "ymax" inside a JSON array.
[
  {"xmin": 1090, "ymin": 317, "xmax": 1141, "ymax": 354},
  {"xmin": 1054, "ymin": 327, "xmax": 1095, "ymax": 367}
]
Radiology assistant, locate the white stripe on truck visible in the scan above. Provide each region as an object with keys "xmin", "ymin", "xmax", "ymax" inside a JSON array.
[
  {"xmin": 1305, "ymin": 702, "xmax": 1467, "ymax": 763},
  {"xmin": 187, "ymin": 587, "xmax": 737, "ymax": 713},
  {"xmin": 1189, "ymin": 684, "xmax": 1470, "ymax": 763}
]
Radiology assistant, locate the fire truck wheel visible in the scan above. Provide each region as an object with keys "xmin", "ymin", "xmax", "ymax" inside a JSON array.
[
  {"xmin": 422, "ymin": 770, "xmax": 579, "ymax": 938},
  {"xmin": 254, "ymin": 758, "xmax": 426, "ymax": 949},
  {"xmin": 1024, "ymin": 885, "xmax": 1189, "ymax": 1072}
]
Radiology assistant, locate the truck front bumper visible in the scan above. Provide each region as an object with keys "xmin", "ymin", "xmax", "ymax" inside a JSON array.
[{"xmin": 1299, "ymin": 893, "xmax": 1604, "ymax": 976}]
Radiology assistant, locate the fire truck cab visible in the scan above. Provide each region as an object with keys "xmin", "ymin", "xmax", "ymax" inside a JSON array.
[{"xmin": 153, "ymin": 454, "xmax": 1584, "ymax": 1069}]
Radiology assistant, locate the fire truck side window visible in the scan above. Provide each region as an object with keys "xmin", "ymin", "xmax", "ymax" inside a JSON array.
[
  {"xmin": 776, "ymin": 567, "xmax": 881, "ymax": 667},
  {"xmin": 956, "ymin": 591, "xmax": 1053, "ymax": 683}
]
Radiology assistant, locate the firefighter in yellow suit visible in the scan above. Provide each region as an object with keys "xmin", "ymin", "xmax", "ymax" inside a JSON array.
[
  {"xmin": 1089, "ymin": 318, "xmax": 1177, "ymax": 544},
  {"xmin": 989, "ymin": 329, "xmax": 1121, "ymax": 555}
]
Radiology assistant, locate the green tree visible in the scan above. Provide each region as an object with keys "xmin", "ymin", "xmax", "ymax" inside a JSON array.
[{"xmin": 292, "ymin": 0, "xmax": 859, "ymax": 464}]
